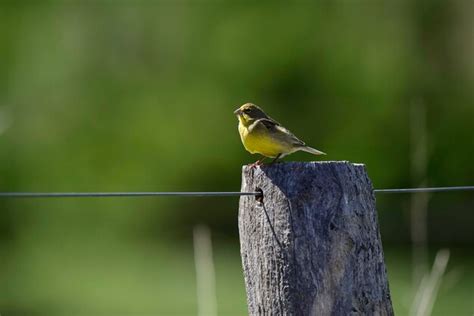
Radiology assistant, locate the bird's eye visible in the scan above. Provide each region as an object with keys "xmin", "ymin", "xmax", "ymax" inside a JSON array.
[{"xmin": 243, "ymin": 108, "xmax": 251, "ymax": 113}]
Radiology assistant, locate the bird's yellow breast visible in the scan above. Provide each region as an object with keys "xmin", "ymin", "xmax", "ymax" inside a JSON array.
[{"xmin": 238, "ymin": 122, "xmax": 289, "ymax": 158}]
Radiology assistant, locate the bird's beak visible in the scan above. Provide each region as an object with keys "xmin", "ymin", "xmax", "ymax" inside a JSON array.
[{"xmin": 234, "ymin": 108, "xmax": 242, "ymax": 115}]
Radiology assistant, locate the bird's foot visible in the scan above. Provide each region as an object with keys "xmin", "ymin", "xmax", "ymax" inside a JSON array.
[
  {"xmin": 248, "ymin": 161, "xmax": 262, "ymax": 169},
  {"xmin": 248, "ymin": 157, "xmax": 267, "ymax": 169},
  {"xmin": 270, "ymin": 153, "xmax": 282, "ymax": 165}
]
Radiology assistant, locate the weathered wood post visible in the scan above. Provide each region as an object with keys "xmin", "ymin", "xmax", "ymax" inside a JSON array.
[{"xmin": 238, "ymin": 161, "xmax": 393, "ymax": 316}]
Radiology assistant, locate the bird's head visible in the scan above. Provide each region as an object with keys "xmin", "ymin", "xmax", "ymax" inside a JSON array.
[{"xmin": 234, "ymin": 103, "xmax": 268, "ymax": 126}]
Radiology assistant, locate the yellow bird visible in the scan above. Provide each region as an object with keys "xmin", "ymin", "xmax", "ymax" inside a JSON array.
[{"xmin": 234, "ymin": 103, "xmax": 326, "ymax": 165}]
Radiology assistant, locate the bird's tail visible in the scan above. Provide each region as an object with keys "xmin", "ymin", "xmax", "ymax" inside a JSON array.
[{"xmin": 299, "ymin": 146, "xmax": 326, "ymax": 155}]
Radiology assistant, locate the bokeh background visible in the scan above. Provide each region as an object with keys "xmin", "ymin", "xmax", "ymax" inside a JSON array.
[{"xmin": 1, "ymin": 1, "xmax": 473, "ymax": 315}]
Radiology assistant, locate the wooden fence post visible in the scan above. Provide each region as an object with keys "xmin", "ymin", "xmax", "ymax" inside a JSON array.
[{"xmin": 238, "ymin": 161, "xmax": 393, "ymax": 316}]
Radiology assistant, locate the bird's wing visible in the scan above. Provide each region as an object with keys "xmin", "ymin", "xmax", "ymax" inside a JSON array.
[{"xmin": 252, "ymin": 118, "xmax": 306, "ymax": 146}]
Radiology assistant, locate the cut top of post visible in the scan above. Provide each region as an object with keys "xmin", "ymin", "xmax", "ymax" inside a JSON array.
[{"xmin": 241, "ymin": 161, "xmax": 373, "ymax": 201}]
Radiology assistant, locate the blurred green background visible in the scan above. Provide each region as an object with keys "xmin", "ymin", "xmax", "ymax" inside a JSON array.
[{"xmin": 1, "ymin": 1, "xmax": 473, "ymax": 315}]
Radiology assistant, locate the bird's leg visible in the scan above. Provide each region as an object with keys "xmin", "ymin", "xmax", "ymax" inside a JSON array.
[
  {"xmin": 249, "ymin": 156, "xmax": 267, "ymax": 168},
  {"xmin": 270, "ymin": 153, "xmax": 282, "ymax": 164}
]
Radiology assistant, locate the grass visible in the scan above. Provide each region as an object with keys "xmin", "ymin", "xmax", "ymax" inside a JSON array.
[{"xmin": 0, "ymin": 238, "xmax": 472, "ymax": 315}]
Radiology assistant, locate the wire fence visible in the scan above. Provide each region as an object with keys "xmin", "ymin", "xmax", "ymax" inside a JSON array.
[
  {"xmin": 0, "ymin": 186, "xmax": 473, "ymax": 198},
  {"xmin": 0, "ymin": 191, "xmax": 257, "ymax": 198},
  {"xmin": 373, "ymin": 186, "xmax": 474, "ymax": 194}
]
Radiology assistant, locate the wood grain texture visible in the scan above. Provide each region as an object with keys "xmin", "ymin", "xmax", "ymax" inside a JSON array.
[{"xmin": 238, "ymin": 161, "xmax": 393, "ymax": 316}]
